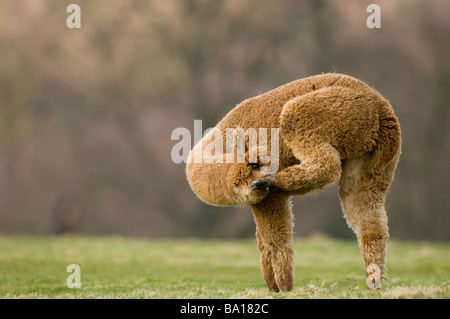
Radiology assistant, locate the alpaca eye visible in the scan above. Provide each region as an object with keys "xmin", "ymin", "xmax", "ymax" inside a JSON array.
[{"xmin": 250, "ymin": 163, "xmax": 261, "ymax": 170}]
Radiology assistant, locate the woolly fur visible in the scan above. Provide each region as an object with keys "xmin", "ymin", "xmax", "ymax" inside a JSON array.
[{"xmin": 186, "ymin": 73, "xmax": 401, "ymax": 291}]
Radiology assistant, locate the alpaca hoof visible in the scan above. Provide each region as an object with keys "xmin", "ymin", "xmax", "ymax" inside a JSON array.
[
  {"xmin": 268, "ymin": 286, "xmax": 280, "ymax": 293},
  {"xmin": 366, "ymin": 264, "xmax": 382, "ymax": 290},
  {"xmin": 278, "ymin": 283, "xmax": 293, "ymax": 292}
]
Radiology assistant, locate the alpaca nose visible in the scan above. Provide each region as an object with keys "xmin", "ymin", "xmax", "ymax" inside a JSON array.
[
  {"xmin": 251, "ymin": 179, "xmax": 269, "ymax": 191},
  {"xmin": 251, "ymin": 178, "xmax": 277, "ymax": 193}
]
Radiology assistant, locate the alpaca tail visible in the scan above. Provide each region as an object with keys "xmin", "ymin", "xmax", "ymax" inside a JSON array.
[{"xmin": 367, "ymin": 105, "xmax": 402, "ymax": 174}]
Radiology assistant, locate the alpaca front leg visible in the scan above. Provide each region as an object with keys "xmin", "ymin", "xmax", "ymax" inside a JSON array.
[
  {"xmin": 256, "ymin": 229, "xmax": 279, "ymax": 292},
  {"xmin": 251, "ymin": 194, "xmax": 294, "ymax": 292},
  {"xmin": 268, "ymin": 242, "xmax": 294, "ymax": 291}
]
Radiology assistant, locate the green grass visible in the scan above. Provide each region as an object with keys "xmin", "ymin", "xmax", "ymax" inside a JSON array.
[{"xmin": 0, "ymin": 236, "xmax": 448, "ymax": 299}]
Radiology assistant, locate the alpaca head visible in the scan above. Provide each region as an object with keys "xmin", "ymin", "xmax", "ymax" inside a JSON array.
[{"xmin": 185, "ymin": 128, "xmax": 275, "ymax": 206}]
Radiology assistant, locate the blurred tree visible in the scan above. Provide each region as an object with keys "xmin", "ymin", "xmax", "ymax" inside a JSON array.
[{"xmin": 0, "ymin": 0, "xmax": 448, "ymax": 240}]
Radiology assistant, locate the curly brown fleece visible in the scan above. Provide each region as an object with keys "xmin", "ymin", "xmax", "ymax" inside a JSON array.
[{"xmin": 186, "ymin": 73, "xmax": 401, "ymax": 292}]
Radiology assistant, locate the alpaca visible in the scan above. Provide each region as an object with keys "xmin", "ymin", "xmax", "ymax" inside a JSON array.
[{"xmin": 186, "ymin": 73, "xmax": 401, "ymax": 292}]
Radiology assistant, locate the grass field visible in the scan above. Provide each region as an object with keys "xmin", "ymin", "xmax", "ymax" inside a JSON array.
[{"xmin": 0, "ymin": 236, "xmax": 448, "ymax": 299}]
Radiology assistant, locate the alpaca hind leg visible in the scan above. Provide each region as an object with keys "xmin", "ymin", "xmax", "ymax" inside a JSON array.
[
  {"xmin": 252, "ymin": 141, "xmax": 342, "ymax": 195},
  {"xmin": 339, "ymin": 157, "xmax": 396, "ymax": 289}
]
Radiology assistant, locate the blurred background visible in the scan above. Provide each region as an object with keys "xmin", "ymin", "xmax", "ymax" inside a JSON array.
[{"xmin": 0, "ymin": 0, "xmax": 448, "ymax": 241}]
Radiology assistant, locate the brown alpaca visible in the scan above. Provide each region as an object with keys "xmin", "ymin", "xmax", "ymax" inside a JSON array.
[{"xmin": 186, "ymin": 73, "xmax": 401, "ymax": 292}]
